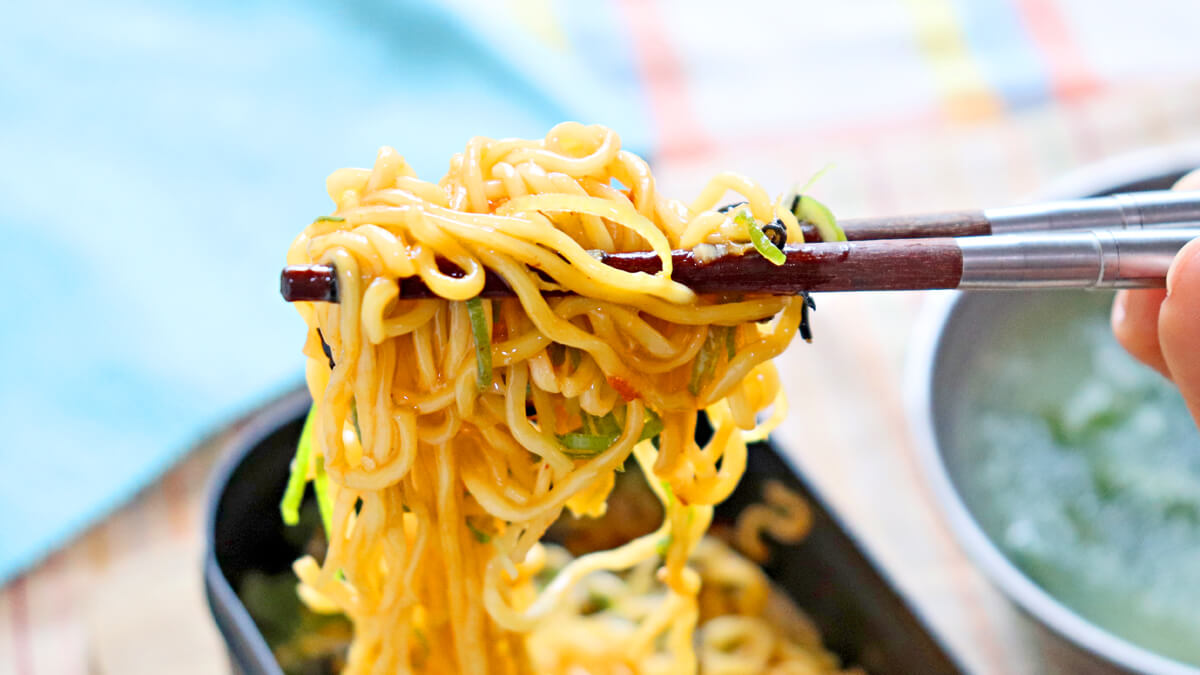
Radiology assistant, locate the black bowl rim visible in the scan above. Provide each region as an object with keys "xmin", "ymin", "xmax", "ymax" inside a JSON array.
[{"xmin": 204, "ymin": 386, "xmax": 310, "ymax": 675}]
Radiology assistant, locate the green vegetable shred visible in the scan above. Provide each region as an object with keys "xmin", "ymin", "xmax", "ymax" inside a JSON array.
[
  {"xmin": 557, "ymin": 409, "xmax": 663, "ymax": 458},
  {"xmin": 280, "ymin": 404, "xmax": 317, "ymax": 526},
  {"xmin": 313, "ymin": 455, "xmax": 334, "ymax": 536},
  {"xmin": 794, "ymin": 195, "xmax": 846, "ymax": 243},
  {"xmin": 689, "ymin": 328, "xmax": 727, "ymax": 397},
  {"xmin": 466, "ymin": 517, "xmax": 492, "ymax": 544},
  {"xmin": 466, "ymin": 297, "xmax": 493, "ymax": 388},
  {"xmin": 655, "ymin": 534, "xmax": 673, "ymax": 558},
  {"xmin": 736, "ymin": 211, "xmax": 786, "ymax": 265}
]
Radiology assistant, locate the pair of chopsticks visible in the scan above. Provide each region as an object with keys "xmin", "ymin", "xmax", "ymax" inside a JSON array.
[{"xmin": 280, "ymin": 190, "xmax": 1200, "ymax": 303}]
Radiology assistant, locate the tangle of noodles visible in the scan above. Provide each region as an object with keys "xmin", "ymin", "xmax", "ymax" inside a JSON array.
[
  {"xmin": 527, "ymin": 536, "xmax": 863, "ymax": 675},
  {"xmin": 285, "ymin": 123, "xmax": 840, "ymax": 674}
]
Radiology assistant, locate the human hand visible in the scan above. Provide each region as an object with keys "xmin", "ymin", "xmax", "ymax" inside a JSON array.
[{"xmin": 1111, "ymin": 169, "xmax": 1200, "ymax": 427}]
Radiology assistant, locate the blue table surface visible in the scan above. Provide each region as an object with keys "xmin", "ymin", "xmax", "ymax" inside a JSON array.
[{"xmin": 0, "ymin": 0, "xmax": 651, "ymax": 583}]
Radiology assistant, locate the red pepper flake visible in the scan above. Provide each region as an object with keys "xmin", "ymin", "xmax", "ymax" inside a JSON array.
[{"xmin": 608, "ymin": 376, "xmax": 638, "ymax": 402}]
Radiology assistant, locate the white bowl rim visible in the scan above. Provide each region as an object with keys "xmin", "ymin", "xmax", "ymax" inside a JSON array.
[{"xmin": 904, "ymin": 143, "xmax": 1200, "ymax": 675}]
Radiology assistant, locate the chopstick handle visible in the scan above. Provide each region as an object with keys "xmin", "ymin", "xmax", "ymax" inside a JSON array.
[
  {"xmin": 985, "ymin": 190, "xmax": 1200, "ymax": 234},
  {"xmin": 829, "ymin": 190, "xmax": 1200, "ymax": 242},
  {"xmin": 958, "ymin": 228, "xmax": 1200, "ymax": 289},
  {"xmin": 819, "ymin": 210, "xmax": 990, "ymax": 241}
]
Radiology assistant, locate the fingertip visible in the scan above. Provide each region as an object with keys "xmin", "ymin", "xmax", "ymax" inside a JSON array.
[
  {"xmin": 1166, "ymin": 237, "xmax": 1200, "ymax": 298},
  {"xmin": 1111, "ymin": 289, "xmax": 1130, "ymax": 332},
  {"xmin": 1172, "ymin": 168, "xmax": 1200, "ymax": 192},
  {"xmin": 1111, "ymin": 289, "xmax": 1170, "ymax": 378},
  {"xmin": 1159, "ymin": 240, "xmax": 1200, "ymax": 404}
]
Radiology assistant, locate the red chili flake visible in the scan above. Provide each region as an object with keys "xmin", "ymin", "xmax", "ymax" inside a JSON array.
[{"xmin": 608, "ymin": 376, "xmax": 638, "ymax": 402}]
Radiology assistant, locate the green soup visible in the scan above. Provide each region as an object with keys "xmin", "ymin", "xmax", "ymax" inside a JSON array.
[{"xmin": 951, "ymin": 291, "xmax": 1200, "ymax": 666}]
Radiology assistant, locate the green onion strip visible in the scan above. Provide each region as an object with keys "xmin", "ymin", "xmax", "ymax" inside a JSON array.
[
  {"xmin": 466, "ymin": 297, "xmax": 493, "ymax": 388},
  {"xmin": 796, "ymin": 195, "xmax": 846, "ymax": 243},
  {"xmin": 280, "ymin": 403, "xmax": 318, "ymax": 526},
  {"xmin": 313, "ymin": 456, "xmax": 334, "ymax": 536},
  {"xmin": 557, "ymin": 409, "xmax": 663, "ymax": 458},
  {"xmin": 736, "ymin": 211, "xmax": 786, "ymax": 265}
]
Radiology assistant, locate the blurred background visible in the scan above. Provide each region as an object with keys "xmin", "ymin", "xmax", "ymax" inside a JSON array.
[{"xmin": 3, "ymin": 0, "xmax": 1200, "ymax": 673}]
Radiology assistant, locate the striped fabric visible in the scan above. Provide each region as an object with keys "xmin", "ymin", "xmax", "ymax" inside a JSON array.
[{"xmin": 6, "ymin": 1, "xmax": 1200, "ymax": 673}]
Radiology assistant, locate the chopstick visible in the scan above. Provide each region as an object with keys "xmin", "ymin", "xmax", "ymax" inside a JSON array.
[
  {"xmin": 280, "ymin": 228, "xmax": 1200, "ymax": 302},
  {"xmin": 281, "ymin": 191, "xmax": 1200, "ymax": 302},
  {"xmin": 827, "ymin": 189, "xmax": 1200, "ymax": 241}
]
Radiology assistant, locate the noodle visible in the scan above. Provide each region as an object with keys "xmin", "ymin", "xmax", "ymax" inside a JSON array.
[
  {"xmin": 734, "ymin": 481, "xmax": 815, "ymax": 564},
  {"xmin": 285, "ymin": 123, "xmax": 844, "ymax": 674}
]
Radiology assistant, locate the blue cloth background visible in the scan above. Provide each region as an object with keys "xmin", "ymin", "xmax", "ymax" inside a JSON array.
[{"xmin": 0, "ymin": 0, "xmax": 651, "ymax": 583}]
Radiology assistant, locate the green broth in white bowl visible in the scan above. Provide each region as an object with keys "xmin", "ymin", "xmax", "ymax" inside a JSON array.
[
  {"xmin": 952, "ymin": 291, "xmax": 1200, "ymax": 666},
  {"xmin": 909, "ymin": 144, "xmax": 1200, "ymax": 675}
]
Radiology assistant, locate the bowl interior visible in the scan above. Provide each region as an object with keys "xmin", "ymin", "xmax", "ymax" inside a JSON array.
[
  {"xmin": 208, "ymin": 398, "xmax": 962, "ymax": 674},
  {"xmin": 924, "ymin": 169, "xmax": 1200, "ymax": 673}
]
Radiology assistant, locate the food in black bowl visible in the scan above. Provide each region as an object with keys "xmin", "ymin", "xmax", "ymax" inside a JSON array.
[{"xmin": 205, "ymin": 389, "xmax": 961, "ymax": 674}]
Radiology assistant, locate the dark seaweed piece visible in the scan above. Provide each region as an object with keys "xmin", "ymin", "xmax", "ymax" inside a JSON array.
[
  {"xmin": 316, "ymin": 328, "xmax": 335, "ymax": 369},
  {"xmin": 798, "ymin": 292, "xmax": 816, "ymax": 343},
  {"xmin": 761, "ymin": 219, "xmax": 787, "ymax": 248}
]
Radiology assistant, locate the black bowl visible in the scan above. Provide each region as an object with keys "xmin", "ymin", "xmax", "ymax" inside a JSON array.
[{"xmin": 204, "ymin": 387, "xmax": 962, "ymax": 674}]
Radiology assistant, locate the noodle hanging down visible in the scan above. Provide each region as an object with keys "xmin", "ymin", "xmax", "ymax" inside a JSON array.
[{"xmin": 284, "ymin": 123, "xmax": 849, "ymax": 674}]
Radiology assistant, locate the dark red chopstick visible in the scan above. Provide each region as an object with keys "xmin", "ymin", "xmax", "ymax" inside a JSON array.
[
  {"xmin": 280, "ymin": 238, "xmax": 964, "ymax": 302},
  {"xmin": 822, "ymin": 210, "xmax": 990, "ymax": 241},
  {"xmin": 279, "ymin": 210, "xmax": 991, "ymax": 303}
]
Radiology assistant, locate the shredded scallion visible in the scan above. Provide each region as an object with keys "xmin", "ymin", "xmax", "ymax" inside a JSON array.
[
  {"xmin": 314, "ymin": 215, "xmax": 345, "ymax": 223},
  {"xmin": 799, "ymin": 164, "xmax": 835, "ymax": 194},
  {"xmin": 466, "ymin": 297, "xmax": 493, "ymax": 388},
  {"xmin": 795, "ymin": 195, "xmax": 846, "ymax": 243},
  {"xmin": 559, "ymin": 432, "xmax": 614, "ymax": 454},
  {"xmin": 689, "ymin": 329, "xmax": 724, "ymax": 396},
  {"xmin": 558, "ymin": 409, "xmax": 662, "ymax": 458},
  {"xmin": 313, "ymin": 455, "xmax": 333, "ymax": 535},
  {"xmin": 280, "ymin": 404, "xmax": 317, "ymax": 526},
  {"xmin": 736, "ymin": 211, "xmax": 786, "ymax": 265},
  {"xmin": 466, "ymin": 517, "xmax": 492, "ymax": 544},
  {"xmin": 655, "ymin": 534, "xmax": 673, "ymax": 558},
  {"xmin": 584, "ymin": 591, "xmax": 613, "ymax": 614},
  {"xmin": 349, "ymin": 399, "xmax": 362, "ymax": 440}
]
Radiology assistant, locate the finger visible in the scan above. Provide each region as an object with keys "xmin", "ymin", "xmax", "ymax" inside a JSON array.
[
  {"xmin": 1112, "ymin": 289, "xmax": 1171, "ymax": 378},
  {"xmin": 1110, "ymin": 168, "xmax": 1200, "ymax": 377},
  {"xmin": 1174, "ymin": 168, "xmax": 1200, "ymax": 191},
  {"xmin": 1157, "ymin": 237, "xmax": 1200, "ymax": 427}
]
